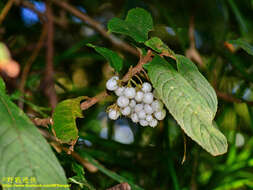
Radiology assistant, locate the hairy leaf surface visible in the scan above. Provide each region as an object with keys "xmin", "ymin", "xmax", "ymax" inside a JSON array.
[
  {"xmin": 0, "ymin": 78, "xmax": 68, "ymax": 188},
  {"xmin": 144, "ymin": 56, "xmax": 227, "ymax": 156},
  {"xmin": 176, "ymin": 55, "xmax": 218, "ymax": 117},
  {"xmin": 52, "ymin": 96, "xmax": 85, "ymax": 143},
  {"xmin": 108, "ymin": 8, "xmax": 153, "ymax": 43}
]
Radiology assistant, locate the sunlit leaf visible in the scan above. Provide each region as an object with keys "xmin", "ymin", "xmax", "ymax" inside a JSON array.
[
  {"xmin": 176, "ymin": 55, "xmax": 218, "ymax": 117},
  {"xmin": 87, "ymin": 43, "xmax": 123, "ymax": 72},
  {"xmin": 144, "ymin": 56, "xmax": 227, "ymax": 156},
  {"xmin": 52, "ymin": 96, "xmax": 86, "ymax": 143},
  {"xmin": 108, "ymin": 8, "xmax": 153, "ymax": 43},
  {"xmin": 0, "ymin": 77, "xmax": 69, "ymax": 187}
]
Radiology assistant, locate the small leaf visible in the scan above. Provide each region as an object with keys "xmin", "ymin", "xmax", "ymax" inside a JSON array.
[
  {"xmin": 0, "ymin": 76, "xmax": 5, "ymax": 91},
  {"xmin": 176, "ymin": 55, "xmax": 218, "ymax": 118},
  {"xmin": 228, "ymin": 39, "xmax": 253, "ymax": 56},
  {"xmin": 0, "ymin": 77, "xmax": 69, "ymax": 187},
  {"xmin": 144, "ymin": 56, "xmax": 227, "ymax": 156},
  {"xmin": 52, "ymin": 96, "xmax": 86, "ymax": 143},
  {"xmin": 87, "ymin": 44, "xmax": 123, "ymax": 72},
  {"xmin": 145, "ymin": 37, "xmax": 175, "ymax": 56},
  {"xmin": 108, "ymin": 8, "xmax": 153, "ymax": 43}
]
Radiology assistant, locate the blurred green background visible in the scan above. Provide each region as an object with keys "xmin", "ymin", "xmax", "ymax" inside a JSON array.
[{"xmin": 1, "ymin": 0, "xmax": 253, "ymax": 189}]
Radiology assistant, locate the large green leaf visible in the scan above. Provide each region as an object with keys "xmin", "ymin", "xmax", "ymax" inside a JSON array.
[
  {"xmin": 144, "ymin": 56, "xmax": 227, "ymax": 156},
  {"xmin": 228, "ymin": 39, "xmax": 253, "ymax": 56},
  {"xmin": 52, "ymin": 96, "xmax": 85, "ymax": 143},
  {"xmin": 107, "ymin": 8, "xmax": 153, "ymax": 43},
  {"xmin": 176, "ymin": 55, "xmax": 218, "ymax": 117},
  {"xmin": 0, "ymin": 78, "xmax": 69, "ymax": 189},
  {"xmin": 87, "ymin": 44, "xmax": 123, "ymax": 72}
]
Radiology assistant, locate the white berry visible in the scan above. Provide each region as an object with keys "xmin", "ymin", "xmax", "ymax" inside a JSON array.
[
  {"xmin": 108, "ymin": 109, "xmax": 120, "ymax": 120},
  {"xmin": 154, "ymin": 109, "xmax": 166, "ymax": 120},
  {"xmin": 143, "ymin": 92, "xmax": 154, "ymax": 104},
  {"xmin": 106, "ymin": 77, "xmax": 118, "ymax": 91},
  {"xmin": 140, "ymin": 119, "xmax": 149, "ymax": 127},
  {"xmin": 151, "ymin": 100, "xmax": 164, "ymax": 111},
  {"xmin": 115, "ymin": 87, "xmax": 125, "ymax": 96},
  {"xmin": 121, "ymin": 106, "xmax": 131, "ymax": 116},
  {"xmin": 137, "ymin": 110, "xmax": 146, "ymax": 119},
  {"xmin": 149, "ymin": 119, "xmax": 158, "ymax": 127},
  {"xmin": 131, "ymin": 113, "xmax": 139, "ymax": 123},
  {"xmin": 135, "ymin": 91, "xmax": 144, "ymax": 102},
  {"xmin": 129, "ymin": 99, "xmax": 136, "ymax": 108},
  {"xmin": 117, "ymin": 96, "xmax": 129, "ymax": 108},
  {"xmin": 124, "ymin": 87, "xmax": 136, "ymax": 99},
  {"xmin": 142, "ymin": 82, "xmax": 152, "ymax": 93},
  {"xmin": 144, "ymin": 104, "xmax": 153, "ymax": 114},
  {"xmin": 146, "ymin": 115, "xmax": 154, "ymax": 122},
  {"xmin": 134, "ymin": 104, "xmax": 143, "ymax": 113}
]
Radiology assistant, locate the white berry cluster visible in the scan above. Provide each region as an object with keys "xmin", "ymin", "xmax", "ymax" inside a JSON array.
[{"xmin": 106, "ymin": 76, "xmax": 166, "ymax": 127}]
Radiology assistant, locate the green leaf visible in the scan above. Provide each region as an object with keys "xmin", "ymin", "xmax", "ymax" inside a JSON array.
[
  {"xmin": 144, "ymin": 56, "xmax": 227, "ymax": 156},
  {"xmin": 228, "ymin": 39, "xmax": 253, "ymax": 56},
  {"xmin": 108, "ymin": 8, "xmax": 153, "ymax": 43},
  {"xmin": 175, "ymin": 55, "xmax": 218, "ymax": 117},
  {"xmin": 0, "ymin": 77, "xmax": 5, "ymax": 91},
  {"xmin": 145, "ymin": 37, "xmax": 175, "ymax": 56},
  {"xmin": 0, "ymin": 77, "xmax": 69, "ymax": 188},
  {"xmin": 52, "ymin": 96, "xmax": 86, "ymax": 143},
  {"xmin": 87, "ymin": 44, "xmax": 123, "ymax": 72}
]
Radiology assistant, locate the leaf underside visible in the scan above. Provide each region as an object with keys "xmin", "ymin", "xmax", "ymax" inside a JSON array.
[
  {"xmin": 0, "ymin": 78, "xmax": 68, "ymax": 188},
  {"xmin": 52, "ymin": 96, "xmax": 85, "ymax": 143},
  {"xmin": 144, "ymin": 56, "xmax": 227, "ymax": 156},
  {"xmin": 107, "ymin": 8, "xmax": 153, "ymax": 43}
]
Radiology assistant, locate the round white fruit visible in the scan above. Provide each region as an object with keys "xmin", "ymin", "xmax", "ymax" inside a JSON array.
[
  {"xmin": 143, "ymin": 92, "xmax": 154, "ymax": 104},
  {"xmin": 115, "ymin": 87, "xmax": 125, "ymax": 96},
  {"xmin": 131, "ymin": 113, "xmax": 139, "ymax": 123},
  {"xmin": 135, "ymin": 91, "xmax": 144, "ymax": 102},
  {"xmin": 144, "ymin": 104, "xmax": 153, "ymax": 114},
  {"xmin": 117, "ymin": 96, "xmax": 129, "ymax": 108},
  {"xmin": 108, "ymin": 109, "xmax": 120, "ymax": 120},
  {"xmin": 106, "ymin": 77, "xmax": 118, "ymax": 91},
  {"xmin": 134, "ymin": 103, "xmax": 143, "ymax": 113},
  {"xmin": 137, "ymin": 110, "xmax": 146, "ymax": 119},
  {"xmin": 129, "ymin": 99, "xmax": 136, "ymax": 108},
  {"xmin": 151, "ymin": 100, "xmax": 164, "ymax": 111},
  {"xmin": 142, "ymin": 82, "xmax": 152, "ymax": 93},
  {"xmin": 154, "ymin": 109, "xmax": 166, "ymax": 120},
  {"xmin": 146, "ymin": 115, "xmax": 154, "ymax": 122},
  {"xmin": 121, "ymin": 106, "xmax": 131, "ymax": 116},
  {"xmin": 149, "ymin": 119, "xmax": 158, "ymax": 127},
  {"xmin": 140, "ymin": 119, "xmax": 149, "ymax": 127},
  {"xmin": 124, "ymin": 87, "xmax": 136, "ymax": 99}
]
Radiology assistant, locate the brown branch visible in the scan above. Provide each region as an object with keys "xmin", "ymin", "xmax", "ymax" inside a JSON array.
[
  {"xmin": 18, "ymin": 26, "xmax": 47, "ymax": 109},
  {"xmin": 216, "ymin": 90, "xmax": 253, "ymax": 106},
  {"xmin": 186, "ymin": 16, "xmax": 204, "ymax": 68},
  {"xmin": 80, "ymin": 50, "xmax": 153, "ymax": 110},
  {"xmin": 39, "ymin": 129, "xmax": 98, "ymax": 173},
  {"xmin": 50, "ymin": 0, "xmax": 138, "ymax": 56},
  {"xmin": 0, "ymin": 0, "xmax": 15, "ymax": 25},
  {"xmin": 32, "ymin": 117, "xmax": 53, "ymax": 127},
  {"xmin": 41, "ymin": 2, "xmax": 58, "ymax": 110}
]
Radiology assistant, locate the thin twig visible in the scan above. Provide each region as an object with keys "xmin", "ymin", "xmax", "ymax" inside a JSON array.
[
  {"xmin": 18, "ymin": 26, "xmax": 47, "ymax": 109},
  {"xmin": 0, "ymin": 0, "xmax": 15, "ymax": 25},
  {"xmin": 50, "ymin": 0, "xmax": 138, "ymax": 56},
  {"xmin": 216, "ymin": 90, "xmax": 253, "ymax": 105},
  {"xmin": 39, "ymin": 129, "xmax": 98, "ymax": 173},
  {"xmin": 42, "ymin": 2, "xmax": 58, "ymax": 110},
  {"xmin": 80, "ymin": 50, "xmax": 153, "ymax": 110}
]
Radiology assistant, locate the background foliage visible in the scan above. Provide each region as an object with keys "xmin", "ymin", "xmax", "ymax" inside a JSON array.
[{"xmin": 1, "ymin": 0, "xmax": 253, "ymax": 190}]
